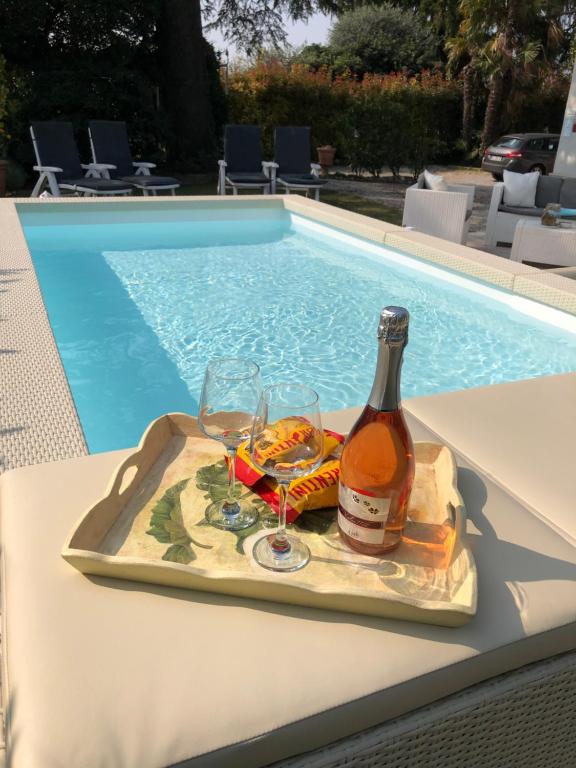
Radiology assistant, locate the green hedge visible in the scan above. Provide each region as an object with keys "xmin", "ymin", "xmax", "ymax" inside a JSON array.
[
  {"xmin": 228, "ymin": 64, "xmax": 463, "ymax": 178},
  {"xmin": 229, "ymin": 63, "xmax": 570, "ymax": 177}
]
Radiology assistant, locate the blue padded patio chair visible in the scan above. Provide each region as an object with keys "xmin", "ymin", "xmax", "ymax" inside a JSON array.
[
  {"xmin": 218, "ymin": 125, "xmax": 271, "ymax": 195},
  {"xmin": 270, "ymin": 126, "xmax": 327, "ymax": 201},
  {"xmin": 30, "ymin": 122, "xmax": 133, "ymax": 197},
  {"xmin": 88, "ymin": 121, "xmax": 180, "ymax": 196}
]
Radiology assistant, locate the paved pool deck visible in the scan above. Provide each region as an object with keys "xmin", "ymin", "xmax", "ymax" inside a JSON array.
[{"xmin": 1, "ymin": 194, "xmax": 576, "ymax": 471}]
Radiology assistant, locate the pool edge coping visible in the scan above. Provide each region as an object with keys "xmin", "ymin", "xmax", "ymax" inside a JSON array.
[
  {"xmin": 2, "ymin": 193, "xmax": 576, "ymax": 471},
  {"xmin": 0, "ymin": 199, "xmax": 88, "ymax": 470}
]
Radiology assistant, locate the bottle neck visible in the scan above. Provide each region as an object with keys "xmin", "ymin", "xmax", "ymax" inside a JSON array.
[{"xmin": 367, "ymin": 341, "xmax": 405, "ymax": 412}]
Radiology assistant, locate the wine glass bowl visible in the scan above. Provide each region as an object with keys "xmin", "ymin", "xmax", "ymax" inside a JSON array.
[
  {"xmin": 250, "ymin": 384, "xmax": 324, "ymax": 572},
  {"xmin": 198, "ymin": 357, "xmax": 262, "ymax": 531}
]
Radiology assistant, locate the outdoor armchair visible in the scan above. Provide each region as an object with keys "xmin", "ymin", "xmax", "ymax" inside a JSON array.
[
  {"xmin": 218, "ymin": 124, "xmax": 271, "ymax": 195},
  {"xmin": 402, "ymin": 176, "xmax": 475, "ymax": 244},
  {"xmin": 88, "ymin": 121, "xmax": 180, "ymax": 196},
  {"xmin": 270, "ymin": 126, "xmax": 327, "ymax": 201},
  {"xmin": 30, "ymin": 122, "xmax": 133, "ymax": 197}
]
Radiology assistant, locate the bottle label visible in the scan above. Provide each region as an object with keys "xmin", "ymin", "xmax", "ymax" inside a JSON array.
[{"xmin": 338, "ymin": 483, "xmax": 391, "ymax": 545}]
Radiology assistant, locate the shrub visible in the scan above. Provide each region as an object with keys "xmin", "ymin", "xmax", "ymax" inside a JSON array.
[
  {"xmin": 329, "ymin": 4, "xmax": 438, "ymax": 77},
  {"xmin": 228, "ymin": 62, "xmax": 350, "ymax": 158},
  {"xmin": 229, "ymin": 63, "xmax": 462, "ymax": 178}
]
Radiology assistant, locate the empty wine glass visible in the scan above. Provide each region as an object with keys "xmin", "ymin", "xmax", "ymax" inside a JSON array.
[
  {"xmin": 198, "ymin": 357, "xmax": 262, "ymax": 531},
  {"xmin": 250, "ymin": 383, "xmax": 324, "ymax": 572}
]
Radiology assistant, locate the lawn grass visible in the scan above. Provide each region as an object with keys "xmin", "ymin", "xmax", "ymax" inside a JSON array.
[
  {"xmin": 321, "ymin": 189, "xmax": 402, "ymax": 225},
  {"xmin": 12, "ymin": 177, "xmax": 402, "ymax": 226},
  {"xmin": 177, "ymin": 182, "xmax": 403, "ymax": 226}
]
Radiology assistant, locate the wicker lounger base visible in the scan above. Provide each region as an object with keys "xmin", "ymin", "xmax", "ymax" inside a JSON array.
[{"xmin": 275, "ymin": 649, "xmax": 576, "ymax": 768}]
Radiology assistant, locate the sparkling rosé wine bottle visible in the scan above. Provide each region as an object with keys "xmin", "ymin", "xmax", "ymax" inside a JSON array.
[{"xmin": 338, "ymin": 307, "xmax": 415, "ymax": 555}]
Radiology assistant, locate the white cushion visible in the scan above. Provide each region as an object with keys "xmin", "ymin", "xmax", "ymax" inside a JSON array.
[
  {"xmin": 423, "ymin": 169, "xmax": 448, "ymax": 192},
  {"xmin": 1, "ymin": 391, "xmax": 576, "ymax": 766},
  {"xmin": 404, "ymin": 372, "xmax": 576, "ymax": 543},
  {"xmin": 503, "ymin": 170, "xmax": 539, "ymax": 207}
]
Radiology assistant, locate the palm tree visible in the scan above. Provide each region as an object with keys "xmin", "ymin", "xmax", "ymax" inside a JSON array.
[{"xmin": 448, "ymin": 0, "xmax": 568, "ymax": 151}]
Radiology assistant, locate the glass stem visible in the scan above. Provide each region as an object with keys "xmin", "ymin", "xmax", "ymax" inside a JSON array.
[
  {"xmin": 224, "ymin": 447, "xmax": 238, "ymax": 509},
  {"xmin": 272, "ymin": 481, "xmax": 291, "ymax": 554}
]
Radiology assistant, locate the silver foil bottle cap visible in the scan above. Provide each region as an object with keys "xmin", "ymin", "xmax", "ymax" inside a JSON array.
[{"xmin": 377, "ymin": 306, "xmax": 409, "ymax": 343}]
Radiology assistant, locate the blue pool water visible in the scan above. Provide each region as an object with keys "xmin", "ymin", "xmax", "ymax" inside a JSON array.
[{"xmin": 19, "ymin": 204, "xmax": 576, "ymax": 453}]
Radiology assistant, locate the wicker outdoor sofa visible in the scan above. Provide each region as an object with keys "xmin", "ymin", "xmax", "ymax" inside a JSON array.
[
  {"xmin": 0, "ymin": 373, "xmax": 574, "ymax": 767},
  {"xmin": 486, "ymin": 174, "xmax": 576, "ymax": 248}
]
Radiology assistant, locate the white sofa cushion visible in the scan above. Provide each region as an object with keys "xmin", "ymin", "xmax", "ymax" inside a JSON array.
[
  {"xmin": 1, "ymin": 385, "xmax": 576, "ymax": 767},
  {"xmin": 423, "ymin": 169, "xmax": 448, "ymax": 192},
  {"xmin": 503, "ymin": 170, "xmax": 539, "ymax": 207}
]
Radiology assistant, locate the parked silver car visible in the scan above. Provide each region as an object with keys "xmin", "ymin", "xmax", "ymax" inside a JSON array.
[{"xmin": 481, "ymin": 133, "xmax": 560, "ymax": 180}]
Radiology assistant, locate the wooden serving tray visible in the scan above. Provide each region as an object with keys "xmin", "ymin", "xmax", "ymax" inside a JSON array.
[{"xmin": 63, "ymin": 414, "xmax": 477, "ymax": 627}]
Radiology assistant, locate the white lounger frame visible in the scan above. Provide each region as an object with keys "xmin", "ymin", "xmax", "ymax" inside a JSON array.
[
  {"xmin": 96, "ymin": 162, "xmax": 178, "ymax": 196},
  {"xmin": 269, "ymin": 162, "xmax": 324, "ymax": 201},
  {"xmin": 88, "ymin": 131, "xmax": 179, "ymax": 196},
  {"xmin": 29, "ymin": 127, "xmax": 132, "ymax": 198},
  {"xmin": 217, "ymin": 160, "xmax": 272, "ymax": 195}
]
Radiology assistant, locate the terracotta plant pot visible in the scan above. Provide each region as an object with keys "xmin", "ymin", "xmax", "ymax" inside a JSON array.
[
  {"xmin": 317, "ymin": 145, "xmax": 336, "ymax": 170},
  {"xmin": 0, "ymin": 160, "xmax": 7, "ymax": 197}
]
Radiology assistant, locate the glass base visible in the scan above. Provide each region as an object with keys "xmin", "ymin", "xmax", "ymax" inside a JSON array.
[
  {"xmin": 252, "ymin": 533, "xmax": 311, "ymax": 572},
  {"xmin": 205, "ymin": 499, "xmax": 259, "ymax": 531}
]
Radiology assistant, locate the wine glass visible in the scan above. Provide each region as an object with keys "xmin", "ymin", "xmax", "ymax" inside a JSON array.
[
  {"xmin": 250, "ymin": 383, "xmax": 324, "ymax": 572},
  {"xmin": 198, "ymin": 357, "xmax": 262, "ymax": 531}
]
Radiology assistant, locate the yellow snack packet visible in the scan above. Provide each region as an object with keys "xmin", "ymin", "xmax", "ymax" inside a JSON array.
[
  {"xmin": 234, "ymin": 424, "xmax": 344, "ymax": 523},
  {"xmin": 235, "ymin": 422, "xmax": 344, "ymax": 487},
  {"xmin": 255, "ymin": 457, "xmax": 341, "ymax": 523}
]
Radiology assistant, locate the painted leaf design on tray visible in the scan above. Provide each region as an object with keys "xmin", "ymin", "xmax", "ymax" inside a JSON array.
[
  {"xmin": 147, "ymin": 478, "xmax": 212, "ymax": 563},
  {"xmin": 163, "ymin": 544, "xmax": 195, "ymax": 565},
  {"xmin": 194, "ymin": 460, "xmax": 335, "ymax": 555},
  {"xmin": 196, "ymin": 460, "xmax": 238, "ymax": 503},
  {"xmin": 196, "ymin": 503, "xmax": 270, "ymax": 556},
  {"xmin": 195, "ymin": 460, "xmax": 273, "ymax": 555}
]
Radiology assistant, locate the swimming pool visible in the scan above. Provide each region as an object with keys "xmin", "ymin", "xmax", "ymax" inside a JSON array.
[{"xmin": 19, "ymin": 202, "xmax": 576, "ymax": 453}]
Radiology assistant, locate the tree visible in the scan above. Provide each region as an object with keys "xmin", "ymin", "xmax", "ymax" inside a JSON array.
[
  {"xmin": 157, "ymin": 0, "xmax": 217, "ymax": 168},
  {"xmin": 292, "ymin": 44, "xmax": 335, "ymax": 72},
  {"xmin": 0, "ymin": 53, "xmax": 7, "ymax": 157},
  {"xmin": 448, "ymin": 0, "xmax": 575, "ymax": 150},
  {"xmin": 328, "ymin": 4, "xmax": 438, "ymax": 76},
  {"xmin": 0, "ymin": 0, "xmax": 370, "ymax": 171},
  {"xmin": 0, "ymin": 0, "xmax": 229, "ymax": 171},
  {"xmin": 388, "ymin": 0, "xmax": 462, "ymax": 60}
]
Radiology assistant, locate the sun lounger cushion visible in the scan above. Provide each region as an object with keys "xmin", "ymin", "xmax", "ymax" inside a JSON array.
[
  {"xmin": 120, "ymin": 175, "xmax": 179, "ymax": 188},
  {"xmin": 275, "ymin": 127, "xmax": 313, "ymax": 175},
  {"xmin": 278, "ymin": 174, "xmax": 327, "ymax": 186},
  {"xmin": 89, "ymin": 120, "xmax": 136, "ymax": 176},
  {"xmin": 1, "ymin": 379, "xmax": 576, "ymax": 767},
  {"xmin": 226, "ymin": 172, "xmax": 269, "ymax": 185},
  {"xmin": 60, "ymin": 177, "xmax": 132, "ymax": 192},
  {"xmin": 31, "ymin": 121, "xmax": 85, "ymax": 180},
  {"xmin": 224, "ymin": 125, "xmax": 263, "ymax": 174}
]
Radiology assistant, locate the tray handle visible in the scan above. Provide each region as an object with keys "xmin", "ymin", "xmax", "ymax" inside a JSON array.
[{"xmin": 106, "ymin": 448, "xmax": 147, "ymax": 501}]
